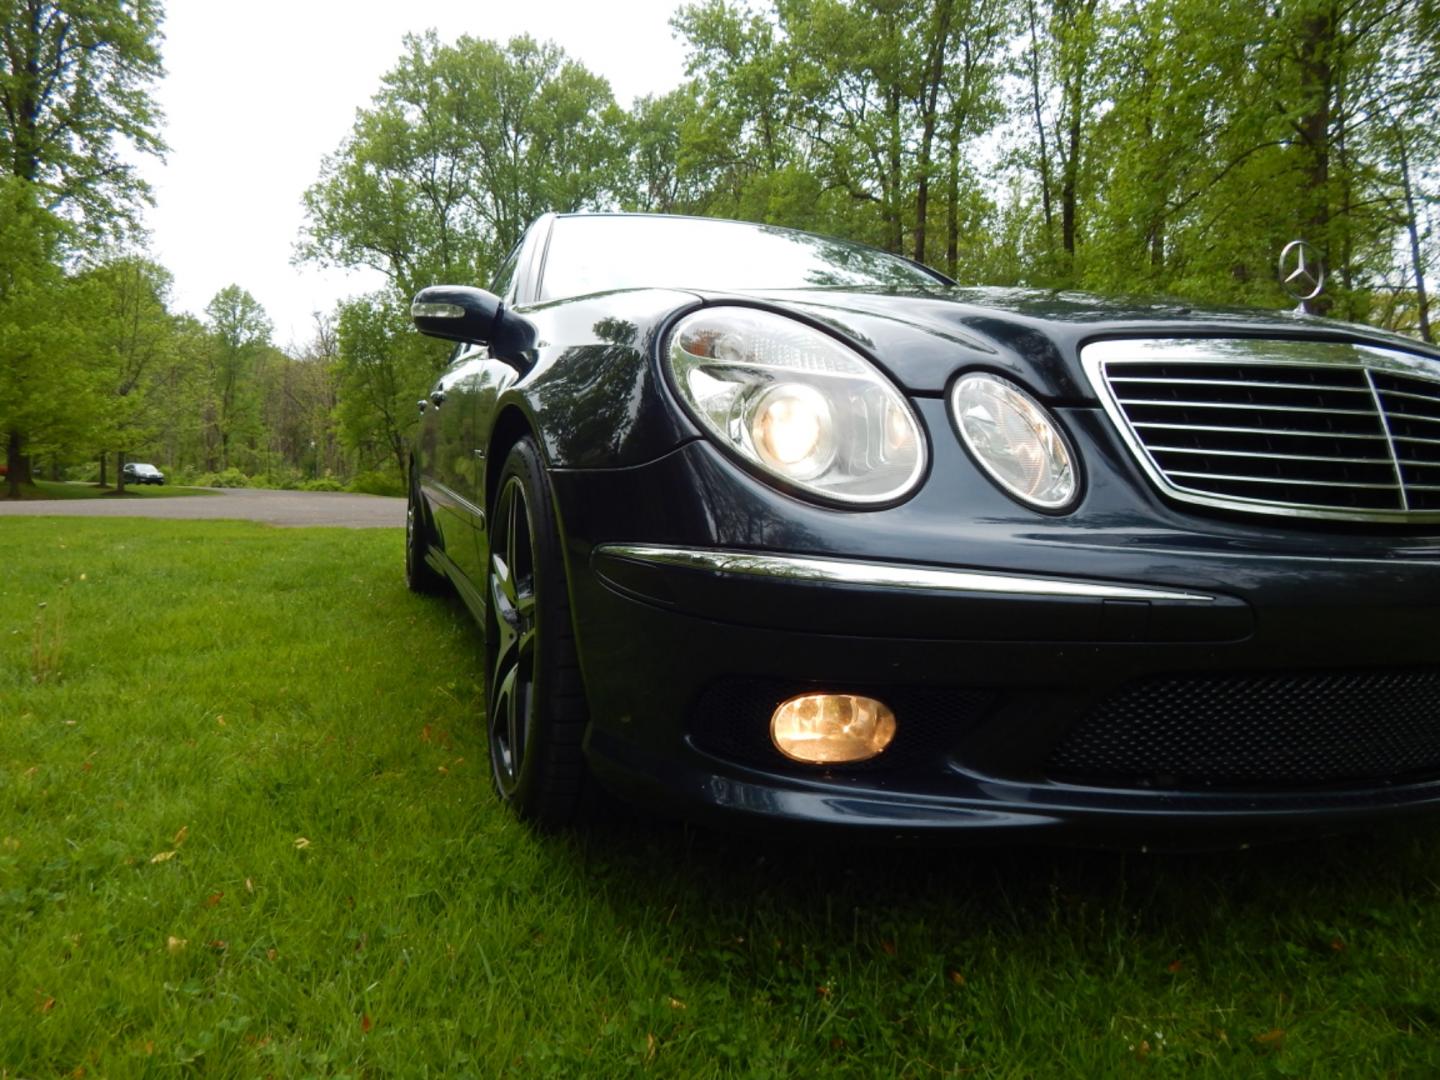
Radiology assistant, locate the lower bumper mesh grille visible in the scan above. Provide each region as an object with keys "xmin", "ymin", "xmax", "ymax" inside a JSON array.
[{"xmin": 1049, "ymin": 668, "xmax": 1440, "ymax": 788}]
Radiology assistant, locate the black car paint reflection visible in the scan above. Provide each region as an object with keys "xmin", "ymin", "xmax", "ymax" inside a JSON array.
[{"xmin": 406, "ymin": 211, "xmax": 1440, "ymax": 844}]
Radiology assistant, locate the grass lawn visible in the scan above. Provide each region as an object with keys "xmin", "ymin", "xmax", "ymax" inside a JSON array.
[
  {"xmin": 5, "ymin": 480, "xmax": 215, "ymax": 501},
  {"xmin": 3, "ymin": 518, "xmax": 1440, "ymax": 1077}
]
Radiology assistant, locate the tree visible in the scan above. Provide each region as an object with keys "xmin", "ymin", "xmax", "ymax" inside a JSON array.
[
  {"xmin": 204, "ymin": 286, "xmax": 272, "ymax": 471},
  {"xmin": 333, "ymin": 294, "xmax": 431, "ymax": 480},
  {"xmin": 81, "ymin": 257, "xmax": 175, "ymax": 489},
  {"xmin": 299, "ymin": 32, "xmax": 626, "ymax": 299},
  {"xmin": 0, "ymin": 178, "xmax": 97, "ymax": 497},
  {"xmin": 0, "ymin": 0, "xmax": 165, "ymax": 493},
  {"xmin": 299, "ymin": 33, "xmax": 628, "ymax": 486}
]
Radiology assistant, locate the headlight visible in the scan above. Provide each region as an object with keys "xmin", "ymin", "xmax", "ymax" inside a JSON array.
[
  {"xmin": 666, "ymin": 308, "xmax": 926, "ymax": 503},
  {"xmin": 951, "ymin": 373, "xmax": 1078, "ymax": 510}
]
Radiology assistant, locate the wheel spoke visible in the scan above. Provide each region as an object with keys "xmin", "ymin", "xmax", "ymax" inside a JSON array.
[
  {"xmin": 487, "ymin": 475, "xmax": 538, "ymax": 798},
  {"xmin": 508, "ymin": 680, "xmax": 526, "ymax": 774}
]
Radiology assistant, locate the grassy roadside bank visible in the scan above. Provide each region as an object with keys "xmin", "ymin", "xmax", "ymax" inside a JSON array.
[
  {"xmin": 4, "ymin": 480, "xmax": 214, "ymax": 501},
  {"xmin": 3, "ymin": 518, "xmax": 1439, "ymax": 1077}
]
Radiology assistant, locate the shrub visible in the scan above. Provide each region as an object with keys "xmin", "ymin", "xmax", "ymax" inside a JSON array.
[
  {"xmin": 347, "ymin": 470, "xmax": 405, "ymax": 498},
  {"xmin": 196, "ymin": 467, "xmax": 250, "ymax": 488},
  {"xmin": 300, "ymin": 477, "xmax": 345, "ymax": 492}
]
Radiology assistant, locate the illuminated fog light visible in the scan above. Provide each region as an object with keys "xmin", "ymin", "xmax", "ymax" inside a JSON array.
[{"xmin": 770, "ymin": 694, "xmax": 897, "ymax": 764}]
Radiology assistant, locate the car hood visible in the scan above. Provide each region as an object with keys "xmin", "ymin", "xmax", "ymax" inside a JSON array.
[{"xmin": 709, "ymin": 285, "xmax": 1440, "ymax": 399}]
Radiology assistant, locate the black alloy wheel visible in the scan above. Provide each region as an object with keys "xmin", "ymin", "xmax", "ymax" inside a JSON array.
[
  {"xmin": 405, "ymin": 465, "xmax": 446, "ymax": 595},
  {"xmin": 486, "ymin": 437, "xmax": 589, "ymax": 823}
]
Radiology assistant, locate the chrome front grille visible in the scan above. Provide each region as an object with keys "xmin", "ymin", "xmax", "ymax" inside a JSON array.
[{"xmin": 1082, "ymin": 338, "xmax": 1440, "ymax": 522}]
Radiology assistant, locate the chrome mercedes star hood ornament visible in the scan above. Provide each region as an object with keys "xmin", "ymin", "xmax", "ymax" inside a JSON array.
[{"xmin": 1279, "ymin": 239, "xmax": 1325, "ymax": 314}]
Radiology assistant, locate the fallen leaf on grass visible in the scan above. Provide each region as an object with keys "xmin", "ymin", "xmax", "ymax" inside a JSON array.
[
  {"xmin": 173, "ymin": 825, "xmax": 189, "ymax": 846},
  {"xmin": 361, "ymin": 1013, "xmax": 373, "ymax": 1034},
  {"xmin": 265, "ymin": 948, "xmax": 278, "ymax": 962},
  {"xmin": 149, "ymin": 850, "xmax": 178, "ymax": 864},
  {"xmin": 1167, "ymin": 960, "xmax": 1183, "ymax": 973},
  {"xmin": 947, "ymin": 970, "xmax": 966, "ymax": 986},
  {"xmin": 293, "ymin": 837, "xmax": 310, "ymax": 850},
  {"xmin": 205, "ymin": 892, "xmax": 224, "ymax": 908},
  {"xmin": 667, "ymin": 997, "xmax": 686, "ymax": 1011},
  {"xmin": 645, "ymin": 1033, "xmax": 657, "ymax": 1063},
  {"xmin": 880, "ymin": 940, "xmax": 896, "ymax": 956},
  {"xmin": 166, "ymin": 936, "xmax": 188, "ymax": 954},
  {"xmin": 38, "ymin": 995, "xmax": 56, "ymax": 1014},
  {"xmin": 1254, "ymin": 1028, "xmax": 1286, "ymax": 1049},
  {"xmin": 207, "ymin": 940, "xmax": 228, "ymax": 952},
  {"xmin": 245, "ymin": 878, "xmax": 254, "ymax": 894}
]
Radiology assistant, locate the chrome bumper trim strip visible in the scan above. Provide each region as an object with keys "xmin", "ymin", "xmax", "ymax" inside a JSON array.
[{"xmin": 597, "ymin": 545, "xmax": 1215, "ymax": 603}]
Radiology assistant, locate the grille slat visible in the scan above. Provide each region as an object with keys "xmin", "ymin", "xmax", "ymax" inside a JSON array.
[
  {"xmin": 1149, "ymin": 446, "xmax": 1389, "ymax": 465},
  {"xmin": 1166, "ymin": 471, "xmax": 1400, "ymax": 490},
  {"xmin": 1085, "ymin": 339, "xmax": 1440, "ymax": 521},
  {"xmin": 1133, "ymin": 421, "xmax": 1389, "ymax": 441},
  {"xmin": 1122, "ymin": 399, "xmax": 1379, "ymax": 417},
  {"xmin": 1109, "ymin": 376, "xmax": 1372, "ymax": 394}
]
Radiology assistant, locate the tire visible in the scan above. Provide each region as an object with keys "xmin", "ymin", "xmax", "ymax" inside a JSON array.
[
  {"xmin": 405, "ymin": 466, "xmax": 447, "ymax": 595},
  {"xmin": 485, "ymin": 437, "xmax": 590, "ymax": 824}
]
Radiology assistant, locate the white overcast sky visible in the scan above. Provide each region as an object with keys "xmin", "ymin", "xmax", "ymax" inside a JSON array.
[{"xmin": 137, "ymin": 0, "xmax": 690, "ymax": 351}]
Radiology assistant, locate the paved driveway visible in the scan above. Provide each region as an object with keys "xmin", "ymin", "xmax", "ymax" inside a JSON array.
[{"xmin": 0, "ymin": 487, "xmax": 404, "ymax": 528}]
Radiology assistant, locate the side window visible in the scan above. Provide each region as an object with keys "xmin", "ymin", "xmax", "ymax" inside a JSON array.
[{"xmin": 489, "ymin": 245, "xmax": 523, "ymax": 302}]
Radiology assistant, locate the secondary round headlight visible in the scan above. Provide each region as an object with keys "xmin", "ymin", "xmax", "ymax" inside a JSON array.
[
  {"xmin": 666, "ymin": 308, "xmax": 925, "ymax": 504},
  {"xmin": 951, "ymin": 373, "xmax": 1078, "ymax": 510}
]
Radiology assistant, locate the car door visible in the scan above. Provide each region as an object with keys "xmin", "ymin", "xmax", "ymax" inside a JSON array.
[{"xmin": 424, "ymin": 348, "xmax": 488, "ymax": 590}]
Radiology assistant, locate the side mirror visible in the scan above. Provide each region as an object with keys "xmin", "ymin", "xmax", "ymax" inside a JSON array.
[{"xmin": 410, "ymin": 285, "xmax": 536, "ymax": 355}]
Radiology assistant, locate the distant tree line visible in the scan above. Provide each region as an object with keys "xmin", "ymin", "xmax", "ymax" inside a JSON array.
[{"xmin": 4, "ymin": 1, "xmax": 1437, "ymax": 498}]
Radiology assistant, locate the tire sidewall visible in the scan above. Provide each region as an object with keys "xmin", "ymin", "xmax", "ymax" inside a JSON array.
[{"xmin": 486, "ymin": 437, "xmax": 585, "ymax": 820}]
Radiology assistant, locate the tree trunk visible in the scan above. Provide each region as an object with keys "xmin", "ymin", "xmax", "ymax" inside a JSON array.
[
  {"xmin": 98, "ymin": 452, "xmax": 107, "ymax": 488},
  {"xmin": 914, "ymin": 0, "xmax": 956, "ymax": 264},
  {"xmin": 946, "ymin": 124, "xmax": 960, "ymax": 278},
  {"xmin": 6, "ymin": 430, "xmax": 22, "ymax": 499},
  {"xmin": 886, "ymin": 85, "xmax": 904, "ymax": 253},
  {"xmin": 116, "ymin": 450, "xmax": 127, "ymax": 493},
  {"xmin": 1296, "ymin": 6, "xmax": 1334, "ymax": 314},
  {"xmin": 1397, "ymin": 130, "xmax": 1433, "ymax": 343},
  {"xmin": 1061, "ymin": 86, "xmax": 1081, "ymax": 266},
  {"xmin": 1026, "ymin": 0, "xmax": 1054, "ymax": 250}
]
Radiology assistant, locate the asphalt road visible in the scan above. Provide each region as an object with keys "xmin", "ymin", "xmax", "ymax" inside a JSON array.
[{"xmin": 0, "ymin": 486, "xmax": 405, "ymax": 528}]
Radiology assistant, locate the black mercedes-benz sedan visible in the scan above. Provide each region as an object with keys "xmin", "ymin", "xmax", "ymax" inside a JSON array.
[{"xmin": 405, "ymin": 211, "xmax": 1440, "ymax": 844}]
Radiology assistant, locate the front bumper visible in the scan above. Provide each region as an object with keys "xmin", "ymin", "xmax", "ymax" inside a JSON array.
[{"xmin": 550, "ymin": 412, "xmax": 1440, "ymax": 842}]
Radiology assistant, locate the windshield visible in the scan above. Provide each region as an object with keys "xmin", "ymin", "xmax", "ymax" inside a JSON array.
[{"xmin": 538, "ymin": 215, "xmax": 945, "ymax": 301}]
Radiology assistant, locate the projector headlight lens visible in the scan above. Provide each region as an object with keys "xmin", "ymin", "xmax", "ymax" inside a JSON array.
[
  {"xmin": 952, "ymin": 373, "xmax": 1078, "ymax": 511},
  {"xmin": 667, "ymin": 308, "xmax": 925, "ymax": 504}
]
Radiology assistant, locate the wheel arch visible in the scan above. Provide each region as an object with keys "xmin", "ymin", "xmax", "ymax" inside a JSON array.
[{"xmin": 486, "ymin": 405, "xmax": 539, "ymax": 517}]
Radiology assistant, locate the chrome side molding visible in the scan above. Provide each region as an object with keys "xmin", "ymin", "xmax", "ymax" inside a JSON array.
[{"xmin": 597, "ymin": 544, "xmax": 1215, "ymax": 603}]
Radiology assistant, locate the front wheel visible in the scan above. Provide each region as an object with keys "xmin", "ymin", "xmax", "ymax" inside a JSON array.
[{"xmin": 486, "ymin": 437, "xmax": 590, "ymax": 824}]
